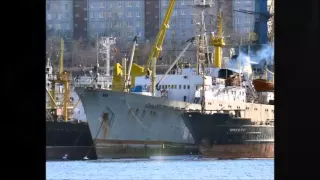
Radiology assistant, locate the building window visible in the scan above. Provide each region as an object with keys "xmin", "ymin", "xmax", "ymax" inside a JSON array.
[
  {"xmin": 236, "ymin": 18, "xmax": 240, "ymax": 24},
  {"xmin": 137, "ymin": 20, "xmax": 141, "ymax": 27},
  {"xmin": 90, "ymin": 12, "xmax": 95, "ymax": 18},
  {"xmin": 101, "ymin": 23, "xmax": 105, "ymax": 29},
  {"xmin": 182, "ymin": 30, "xmax": 186, "ymax": 36},
  {"xmin": 179, "ymin": 85, "xmax": 181, "ymax": 89},
  {"xmin": 136, "ymin": 12, "xmax": 140, "ymax": 17},
  {"xmin": 118, "ymin": 2, "xmax": 123, "ymax": 7},
  {"xmin": 181, "ymin": 0, "xmax": 185, "ymax": 5},
  {"xmin": 183, "ymin": 85, "xmax": 186, "ymax": 89},
  {"xmin": 91, "ymin": 23, "xmax": 95, "ymax": 29},
  {"xmin": 127, "ymin": 21, "xmax": 133, "ymax": 27},
  {"xmin": 127, "ymin": 11, "xmax": 132, "ymax": 17},
  {"xmin": 136, "ymin": 1, "xmax": 140, "ymax": 7},
  {"xmin": 191, "ymin": 19, "xmax": 196, "ymax": 24},
  {"xmin": 48, "ymin": 24, "xmax": 52, "ymax": 28},
  {"xmin": 66, "ymin": 24, "xmax": 70, "ymax": 30},
  {"xmin": 65, "ymin": 4, "xmax": 68, "ymax": 10},
  {"xmin": 109, "ymin": 3, "xmax": 112, "ymax": 8},
  {"xmin": 56, "ymin": 24, "xmax": 61, "ymax": 30},
  {"xmin": 47, "ymin": 13, "xmax": 52, "ymax": 20},
  {"xmin": 126, "ymin": 1, "xmax": 132, "ymax": 7},
  {"xmin": 173, "ymin": 10, "xmax": 177, "ymax": 16},
  {"xmin": 118, "ymin": 12, "xmax": 123, "ymax": 17},
  {"xmin": 162, "ymin": 1, "xmax": 167, "ymax": 6},
  {"xmin": 127, "ymin": 32, "xmax": 134, "ymax": 36},
  {"xmin": 46, "ymin": 3, "xmax": 50, "ymax": 10},
  {"xmin": 180, "ymin": 10, "xmax": 185, "ymax": 15},
  {"xmin": 171, "ymin": 19, "xmax": 176, "ymax": 26},
  {"xmin": 100, "ymin": 2, "xmax": 105, "ymax": 8},
  {"xmin": 99, "ymin": 12, "xmax": 104, "ymax": 18},
  {"xmin": 181, "ymin": 19, "xmax": 185, "ymax": 26}
]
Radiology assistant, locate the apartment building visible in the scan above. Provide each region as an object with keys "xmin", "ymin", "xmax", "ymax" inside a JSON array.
[
  {"xmin": 233, "ymin": 0, "xmax": 256, "ymax": 35},
  {"xmin": 87, "ymin": 0, "xmax": 145, "ymax": 42},
  {"xmin": 46, "ymin": 0, "xmax": 74, "ymax": 39}
]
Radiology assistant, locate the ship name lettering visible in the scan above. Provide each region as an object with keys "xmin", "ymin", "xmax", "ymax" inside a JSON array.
[
  {"xmin": 229, "ymin": 128, "xmax": 246, "ymax": 132},
  {"xmin": 145, "ymin": 103, "xmax": 162, "ymax": 109}
]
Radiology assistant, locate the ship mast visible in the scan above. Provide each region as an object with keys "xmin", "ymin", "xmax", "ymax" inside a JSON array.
[
  {"xmin": 46, "ymin": 38, "xmax": 72, "ymax": 122},
  {"xmin": 210, "ymin": 10, "xmax": 226, "ymax": 69},
  {"xmin": 99, "ymin": 37, "xmax": 116, "ymax": 76},
  {"xmin": 193, "ymin": 0, "xmax": 213, "ymax": 112}
]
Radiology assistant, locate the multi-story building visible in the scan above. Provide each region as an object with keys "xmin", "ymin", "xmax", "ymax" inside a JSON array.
[
  {"xmin": 232, "ymin": 0, "xmax": 256, "ymax": 35},
  {"xmin": 160, "ymin": 0, "xmax": 195, "ymax": 46},
  {"xmin": 144, "ymin": 0, "xmax": 160, "ymax": 41},
  {"xmin": 87, "ymin": 0, "xmax": 145, "ymax": 43},
  {"xmin": 46, "ymin": 0, "xmax": 73, "ymax": 39}
]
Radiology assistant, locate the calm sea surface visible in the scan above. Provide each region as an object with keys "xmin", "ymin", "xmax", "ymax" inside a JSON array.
[{"xmin": 46, "ymin": 157, "xmax": 274, "ymax": 180}]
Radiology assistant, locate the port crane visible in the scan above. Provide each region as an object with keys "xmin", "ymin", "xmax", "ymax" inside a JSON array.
[{"xmin": 233, "ymin": 0, "xmax": 274, "ymax": 45}]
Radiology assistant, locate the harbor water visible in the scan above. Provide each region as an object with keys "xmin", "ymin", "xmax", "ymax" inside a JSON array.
[{"xmin": 46, "ymin": 157, "xmax": 274, "ymax": 180}]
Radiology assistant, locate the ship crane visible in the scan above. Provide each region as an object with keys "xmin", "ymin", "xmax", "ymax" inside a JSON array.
[
  {"xmin": 145, "ymin": 0, "xmax": 176, "ymax": 73},
  {"xmin": 209, "ymin": 10, "xmax": 226, "ymax": 69},
  {"xmin": 46, "ymin": 38, "xmax": 72, "ymax": 122},
  {"xmin": 111, "ymin": 0, "xmax": 176, "ymax": 93},
  {"xmin": 155, "ymin": 37, "xmax": 196, "ymax": 89}
]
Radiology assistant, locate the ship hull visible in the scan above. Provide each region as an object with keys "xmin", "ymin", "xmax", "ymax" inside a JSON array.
[
  {"xmin": 46, "ymin": 121, "xmax": 97, "ymax": 160},
  {"xmin": 75, "ymin": 88, "xmax": 199, "ymax": 159},
  {"xmin": 181, "ymin": 112, "xmax": 274, "ymax": 159}
]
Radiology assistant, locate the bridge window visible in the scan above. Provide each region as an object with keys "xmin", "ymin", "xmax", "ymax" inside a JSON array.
[{"xmin": 179, "ymin": 85, "xmax": 181, "ymax": 89}]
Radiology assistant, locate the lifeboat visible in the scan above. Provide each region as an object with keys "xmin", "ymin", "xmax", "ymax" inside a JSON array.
[{"xmin": 252, "ymin": 79, "xmax": 274, "ymax": 92}]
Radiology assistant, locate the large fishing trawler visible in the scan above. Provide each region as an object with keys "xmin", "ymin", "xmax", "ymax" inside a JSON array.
[{"xmin": 75, "ymin": 0, "xmax": 273, "ymax": 159}]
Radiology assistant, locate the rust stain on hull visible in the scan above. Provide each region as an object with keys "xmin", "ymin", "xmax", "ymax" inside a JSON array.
[
  {"xmin": 200, "ymin": 143, "xmax": 274, "ymax": 159},
  {"xmin": 101, "ymin": 112, "xmax": 109, "ymax": 139}
]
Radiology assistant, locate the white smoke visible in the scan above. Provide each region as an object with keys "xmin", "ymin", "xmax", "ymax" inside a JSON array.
[
  {"xmin": 251, "ymin": 43, "xmax": 274, "ymax": 65},
  {"xmin": 226, "ymin": 43, "xmax": 274, "ymax": 81}
]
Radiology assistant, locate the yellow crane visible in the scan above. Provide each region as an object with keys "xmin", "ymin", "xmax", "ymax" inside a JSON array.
[
  {"xmin": 112, "ymin": 0, "xmax": 176, "ymax": 91},
  {"xmin": 46, "ymin": 38, "xmax": 72, "ymax": 122},
  {"xmin": 210, "ymin": 10, "xmax": 226, "ymax": 68}
]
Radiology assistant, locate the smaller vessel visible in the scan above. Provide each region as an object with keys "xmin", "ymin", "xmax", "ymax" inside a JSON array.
[
  {"xmin": 181, "ymin": 112, "xmax": 274, "ymax": 159},
  {"xmin": 252, "ymin": 79, "xmax": 274, "ymax": 92},
  {"xmin": 252, "ymin": 61, "xmax": 274, "ymax": 92},
  {"xmin": 46, "ymin": 38, "xmax": 97, "ymax": 160}
]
